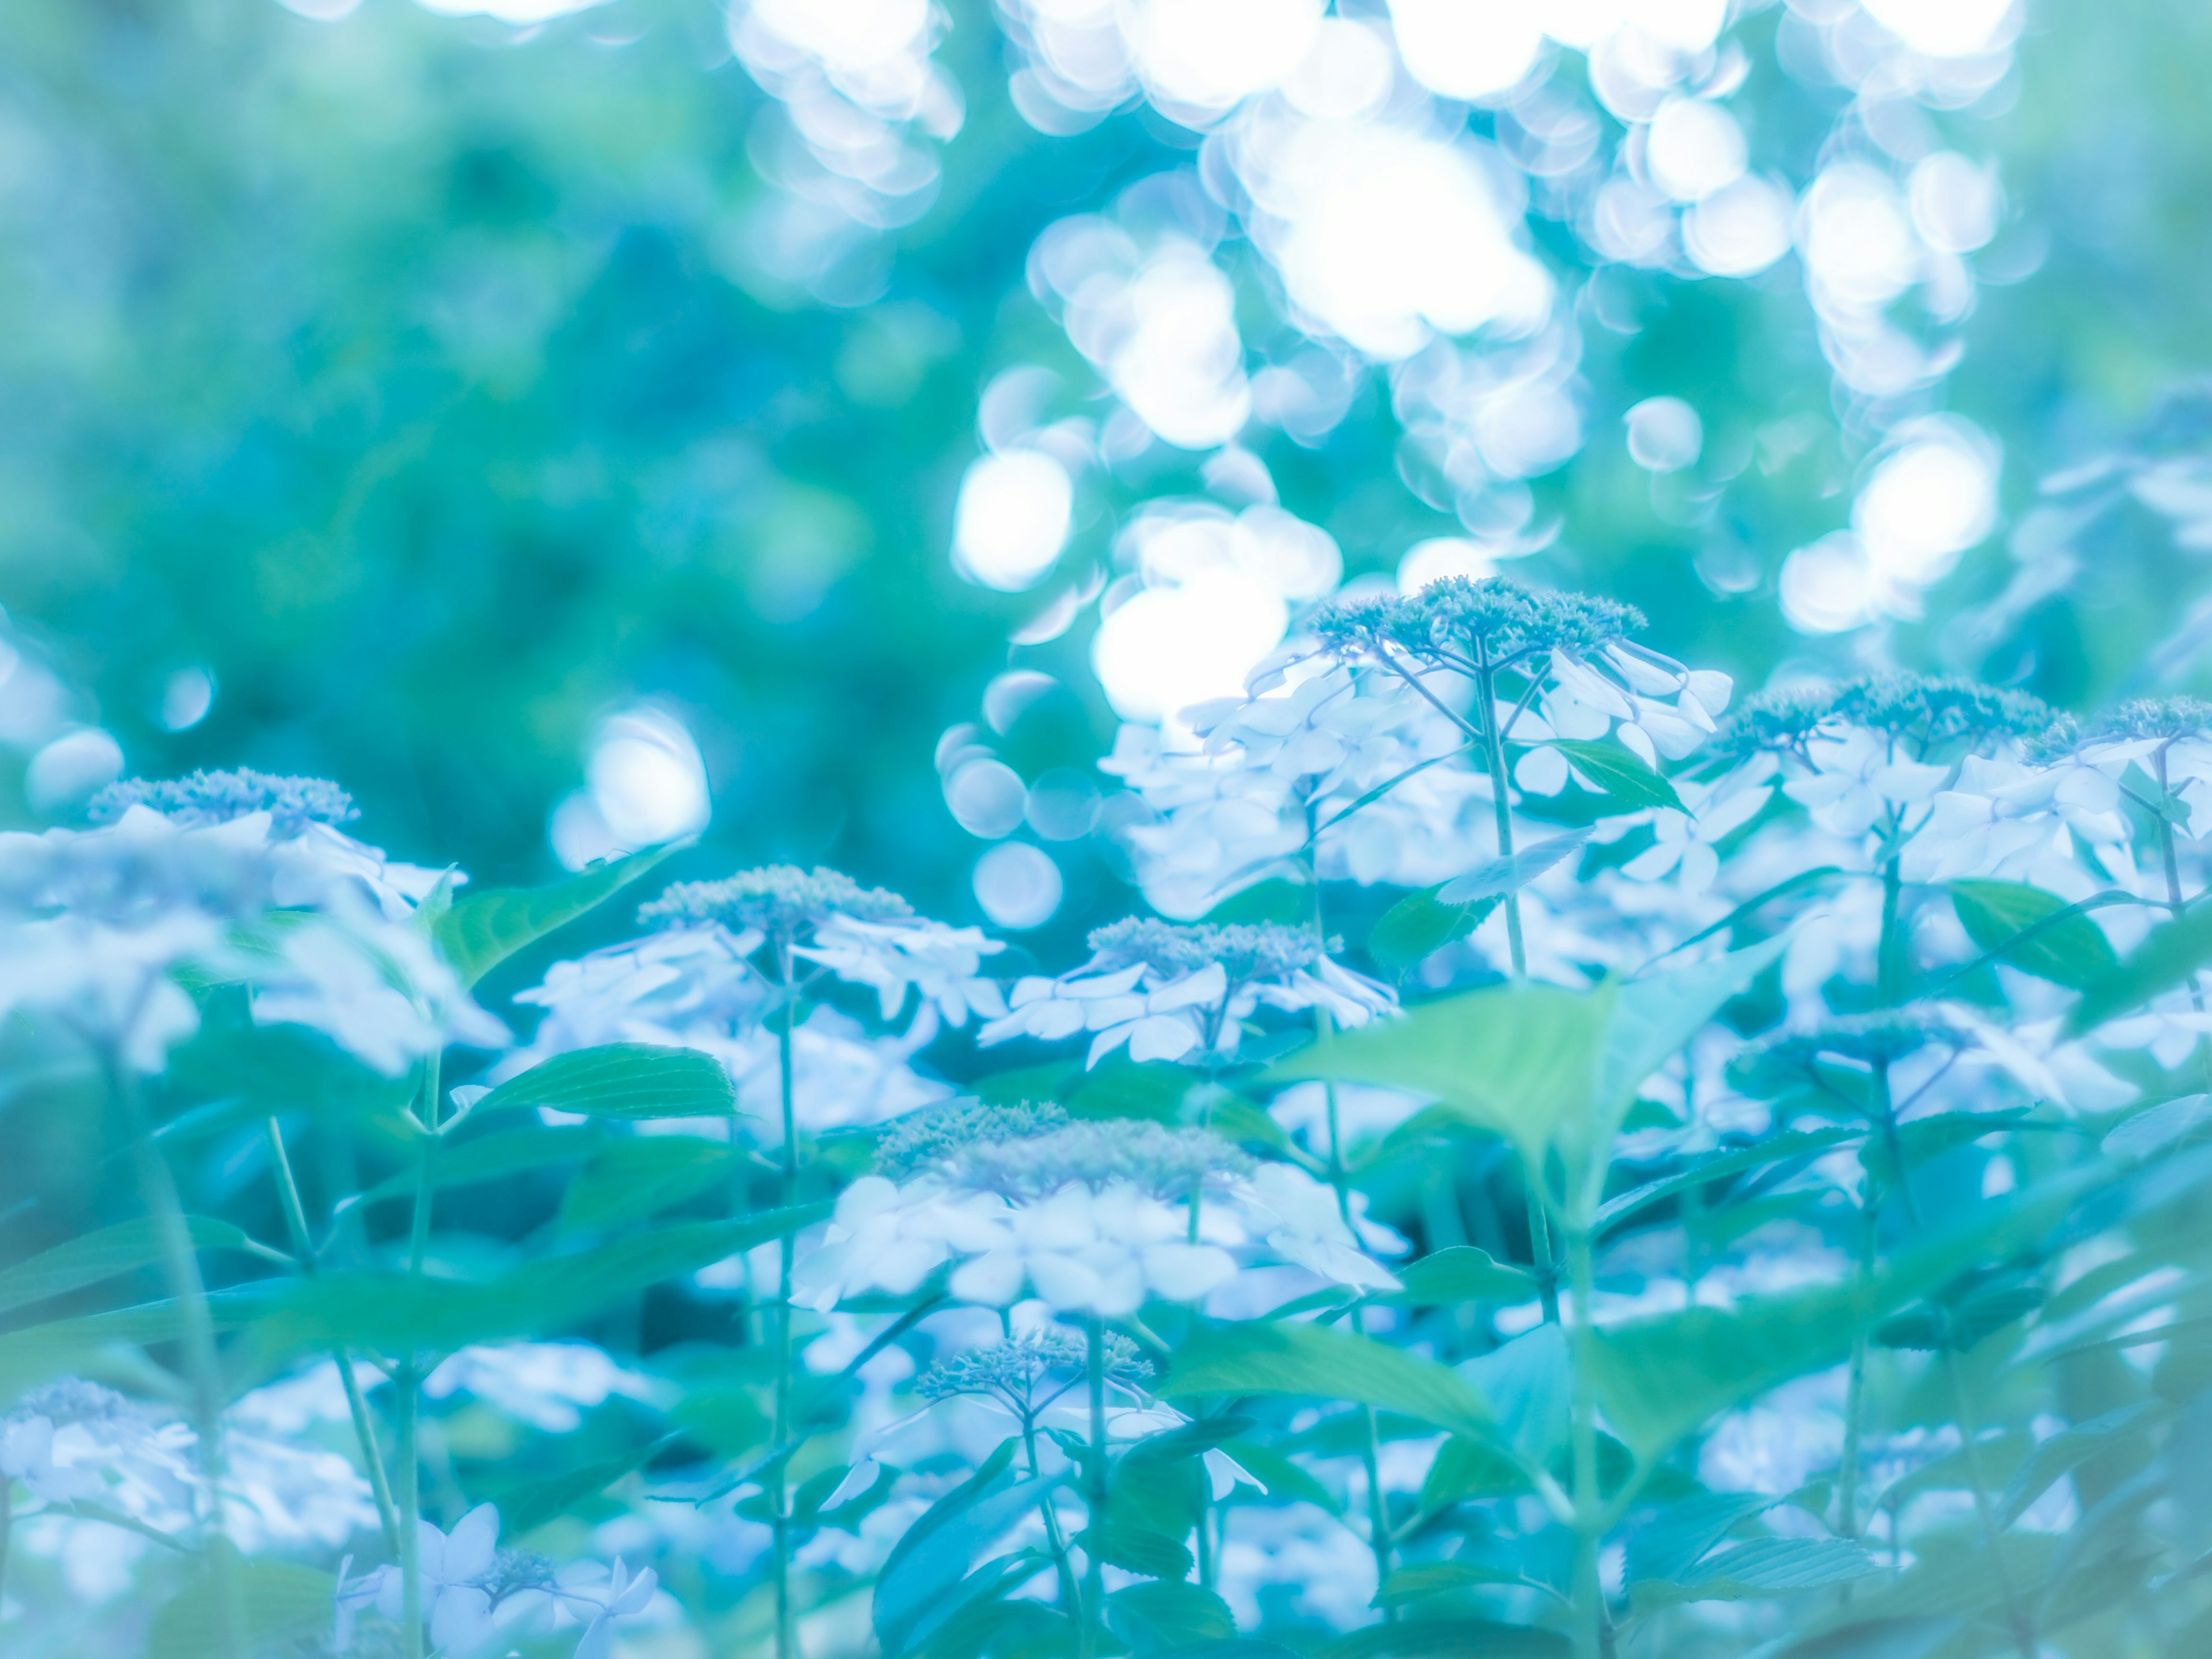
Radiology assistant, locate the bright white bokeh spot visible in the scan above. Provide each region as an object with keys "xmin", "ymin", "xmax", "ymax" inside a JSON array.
[
  {"xmin": 1646, "ymin": 98, "xmax": 1746, "ymax": 204},
  {"xmin": 160, "ymin": 667, "xmax": 215, "ymax": 733},
  {"xmin": 953, "ymin": 449, "xmax": 1074, "ymax": 592},
  {"xmin": 1129, "ymin": 0, "xmax": 1323, "ymax": 114},
  {"xmin": 945, "ymin": 757, "xmax": 1029, "ymax": 839},
  {"xmin": 28, "ymin": 728, "xmax": 123, "ymax": 815},
  {"xmin": 1092, "ymin": 567, "xmax": 1289, "ymax": 724},
  {"xmin": 1909, "ymin": 152, "xmax": 2003, "ymax": 254},
  {"xmin": 972, "ymin": 841, "xmax": 1064, "ymax": 929},
  {"xmin": 1246, "ymin": 122, "xmax": 1552, "ymax": 360},
  {"xmin": 554, "ymin": 706, "xmax": 711, "ymax": 868},
  {"xmin": 746, "ymin": 0, "xmax": 931, "ymax": 76},
  {"xmin": 279, "ymin": 0, "xmax": 364, "ymax": 18},
  {"xmin": 1683, "ymin": 175, "xmax": 1794, "ymax": 276},
  {"xmin": 1109, "ymin": 249, "xmax": 1252, "ymax": 450},
  {"xmin": 1285, "ymin": 18, "xmax": 1396, "ymax": 118},
  {"xmin": 1126, "ymin": 502, "xmax": 1342, "ymax": 603},
  {"xmin": 1388, "ymin": 0, "xmax": 1543, "ymax": 101},
  {"xmin": 1860, "ymin": 0, "xmax": 2015, "ymax": 58},
  {"xmin": 1398, "ymin": 537, "xmax": 1499, "ymax": 593},
  {"xmin": 1853, "ymin": 418, "xmax": 2000, "ymax": 588},
  {"xmin": 1474, "ymin": 381, "xmax": 1582, "ymax": 479},
  {"xmin": 415, "ymin": 0, "xmax": 608, "ymax": 22},
  {"xmin": 1779, "ymin": 533, "xmax": 1876, "ymax": 634},
  {"xmin": 1800, "ymin": 165, "xmax": 1922, "ymax": 308},
  {"xmin": 1624, "ymin": 397, "xmax": 1703, "ymax": 472}
]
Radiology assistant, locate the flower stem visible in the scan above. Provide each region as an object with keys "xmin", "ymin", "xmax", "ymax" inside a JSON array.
[
  {"xmin": 1083, "ymin": 1317, "xmax": 1108, "ymax": 1659},
  {"xmin": 1941, "ymin": 1349, "xmax": 2038, "ymax": 1659},
  {"xmin": 399, "ymin": 1050, "xmax": 441, "ymax": 1659},
  {"xmin": 263, "ymin": 1116, "xmax": 400, "ymax": 1552},
  {"xmin": 773, "ymin": 948, "xmax": 802, "ymax": 1659},
  {"xmin": 1526, "ymin": 1169, "xmax": 1559, "ymax": 1325},
  {"xmin": 1565, "ymin": 1225, "xmax": 1604, "ymax": 1659},
  {"xmin": 1475, "ymin": 658, "xmax": 1527, "ymax": 978},
  {"xmin": 109, "ymin": 1050, "xmax": 240, "ymax": 1659},
  {"xmin": 1025, "ymin": 1421, "xmax": 1084, "ymax": 1625}
]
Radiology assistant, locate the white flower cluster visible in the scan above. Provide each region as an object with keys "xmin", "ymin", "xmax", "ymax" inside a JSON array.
[
  {"xmin": 980, "ymin": 918, "xmax": 1395, "ymax": 1067},
  {"xmin": 793, "ymin": 1109, "xmax": 1402, "ymax": 1317}
]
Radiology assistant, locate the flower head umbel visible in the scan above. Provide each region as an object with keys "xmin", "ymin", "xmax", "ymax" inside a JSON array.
[
  {"xmin": 794, "ymin": 1109, "xmax": 1402, "ymax": 1317},
  {"xmin": 90, "ymin": 769, "xmax": 359, "ymax": 834},
  {"xmin": 916, "ymin": 1328, "xmax": 1152, "ymax": 1417},
  {"xmin": 980, "ymin": 918, "xmax": 1393, "ymax": 1067},
  {"xmin": 639, "ymin": 866, "xmax": 913, "ymax": 938}
]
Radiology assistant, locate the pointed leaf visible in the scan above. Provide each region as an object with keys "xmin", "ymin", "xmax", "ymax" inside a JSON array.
[
  {"xmin": 350, "ymin": 1124, "xmax": 603, "ymax": 1209},
  {"xmin": 1545, "ymin": 739, "xmax": 1683, "ymax": 810},
  {"xmin": 475, "ymin": 1043, "xmax": 738, "ymax": 1121},
  {"xmin": 559, "ymin": 1136, "xmax": 740, "ymax": 1233},
  {"xmin": 0, "ymin": 1217, "xmax": 264, "ymax": 1318},
  {"xmin": 1948, "ymin": 880, "xmax": 2119, "ymax": 990},
  {"xmin": 1161, "ymin": 1320, "xmax": 1498, "ymax": 1448},
  {"xmin": 1637, "ymin": 1538, "xmax": 1878, "ymax": 1606},
  {"xmin": 434, "ymin": 843, "xmax": 679, "ymax": 988},
  {"xmin": 2071, "ymin": 897, "xmax": 2212, "ymax": 1033},
  {"xmin": 1368, "ymin": 887, "xmax": 1498, "ymax": 979},
  {"xmin": 1387, "ymin": 1247, "xmax": 1535, "ymax": 1306},
  {"xmin": 1108, "ymin": 1582, "xmax": 1237, "ymax": 1652},
  {"xmin": 1437, "ymin": 829, "xmax": 1592, "ymax": 905},
  {"xmin": 1596, "ymin": 1128, "xmax": 1863, "ymax": 1236}
]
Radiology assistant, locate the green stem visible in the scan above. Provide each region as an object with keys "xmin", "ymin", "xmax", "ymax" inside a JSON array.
[
  {"xmin": 1566, "ymin": 1226, "xmax": 1603, "ymax": 1659},
  {"xmin": 1941, "ymin": 1349, "xmax": 2038, "ymax": 1659},
  {"xmin": 1083, "ymin": 1317, "xmax": 1108, "ymax": 1659},
  {"xmin": 1838, "ymin": 1206, "xmax": 1876, "ymax": 1544},
  {"xmin": 263, "ymin": 1118, "xmax": 399, "ymax": 1553},
  {"xmin": 1877, "ymin": 855, "xmax": 1906, "ymax": 1008},
  {"xmin": 1527, "ymin": 1168, "xmax": 1560, "ymax": 1325},
  {"xmin": 773, "ymin": 948, "xmax": 801, "ymax": 1659},
  {"xmin": 1360, "ymin": 1373, "xmax": 1396, "ymax": 1619},
  {"xmin": 1025, "ymin": 1421, "xmax": 1084, "ymax": 1625},
  {"xmin": 110, "ymin": 1051, "xmax": 239, "ymax": 1659},
  {"xmin": 399, "ymin": 1050, "xmax": 441, "ymax": 1659},
  {"xmin": 1475, "ymin": 658, "xmax": 1527, "ymax": 978}
]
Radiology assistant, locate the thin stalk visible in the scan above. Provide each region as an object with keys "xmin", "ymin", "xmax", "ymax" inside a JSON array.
[
  {"xmin": 110, "ymin": 1050, "xmax": 239, "ymax": 1659},
  {"xmin": 263, "ymin": 1118, "xmax": 399, "ymax": 1552},
  {"xmin": 1024, "ymin": 1420, "xmax": 1085, "ymax": 1623},
  {"xmin": 1565, "ymin": 1226, "xmax": 1604, "ymax": 1659},
  {"xmin": 1082, "ymin": 1318, "xmax": 1108, "ymax": 1659},
  {"xmin": 399, "ymin": 1050, "xmax": 441, "ymax": 1659},
  {"xmin": 1527, "ymin": 1174, "xmax": 1559, "ymax": 1325},
  {"xmin": 1359, "ymin": 1353, "xmax": 1396, "ymax": 1619},
  {"xmin": 1838, "ymin": 1205, "xmax": 1876, "ymax": 1544},
  {"xmin": 1877, "ymin": 855, "xmax": 1906, "ymax": 1008},
  {"xmin": 1473, "ymin": 654, "xmax": 1527, "ymax": 978},
  {"xmin": 2153, "ymin": 748, "xmax": 2212, "ymax": 1093},
  {"xmin": 772, "ymin": 944, "xmax": 802, "ymax": 1659},
  {"xmin": 1941, "ymin": 1350, "xmax": 2038, "ymax": 1659}
]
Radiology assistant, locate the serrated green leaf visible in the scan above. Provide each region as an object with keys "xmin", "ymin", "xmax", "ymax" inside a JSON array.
[
  {"xmin": 1437, "ymin": 828, "xmax": 1593, "ymax": 906},
  {"xmin": 1596, "ymin": 1128, "xmax": 1863, "ymax": 1236},
  {"xmin": 1636, "ymin": 1537, "xmax": 1878, "ymax": 1605},
  {"xmin": 1948, "ymin": 880, "xmax": 2120, "ymax": 990},
  {"xmin": 1625, "ymin": 1491, "xmax": 1778, "ymax": 1586},
  {"xmin": 0, "ymin": 1216, "xmax": 265, "ymax": 1317},
  {"xmin": 1366, "ymin": 886, "xmax": 1498, "ymax": 980},
  {"xmin": 2071, "ymin": 899, "xmax": 2212, "ymax": 1034},
  {"xmin": 1388, "ymin": 1247, "xmax": 1535, "ymax": 1306},
  {"xmin": 1417, "ymin": 1437, "xmax": 1529, "ymax": 1510},
  {"xmin": 481, "ymin": 1433, "xmax": 679, "ymax": 1536},
  {"xmin": 558, "ymin": 1135, "xmax": 739, "ymax": 1232},
  {"xmin": 1161, "ymin": 1320, "xmax": 1498, "ymax": 1448},
  {"xmin": 1546, "ymin": 739, "xmax": 1683, "ymax": 810},
  {"xmin": 1107, "ymin": 1582, "xmax": 1237, "ymax": 1653},
  {"xmin": 351, "ymin": 1124, "xmax": 603, "ymax": 1209},
  {"xmin": 146, "ymin": 1552, "xmax": 336, "ymax": 1659},
  {"xmin": 475, "ymin": 1043, "xmax": 737, "ymax": 1121},
  {"xmin": 1374, "ymin": 1561, "xmax": 1564, "ymax": 1608},
  {"xmin": 434, "ymin": 843, "xmax": 679, "ymax": 988},
  {"xmin": 1997, "ymin": 1402, "xmax": 2165, "ymax": 1528},
  {"xmin": 1219, "ymin": 1437, "xmax": 1342, "ymax": 1512},
  {"xmin": 1079, "ymin": 1522, "xmax": 1194, "ymax": 1581}
]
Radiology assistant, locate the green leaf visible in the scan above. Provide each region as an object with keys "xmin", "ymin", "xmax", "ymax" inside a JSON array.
[
  {"xmin": 1374, "ymin": 1562, "xmax": 1564, "ymax": 1608},
  {"xmin": 433, "ymin": 843, "xmax": 679, "ymax": 988},
  {"xmin": 1107, "ymin": 1582, "xmax": 1237, "ymax": 1653},
  {"xmin": 2071, "ymin": 899, "xmax": 2212, "ymax": 1034},
  {"xmin": 1078, "ymin": 1522, "xmax": 1194, "ymax": 1581},
  {"xmin": 1417, "ymin": 1437, "xmax": 1529, "ymax": 1510},
  {"xmin": 146, "ymin": 1552, "xmax": 337, "ymax": 1659},
  {"xmin": 1624, "ymin": 1491, "xmax": 1778, "ymax": 1586},
  {"xmin": 1366, "ymin": 886, "xmax": 1498, "ymax": 980},
  {"xmin": 1770, "ymin": 1619, "xmax": 1960, "ymax": 1659},
  {"xmin": 350, "ymin": 1124, "xmax": 603, "ymax": 1208},
  {"xmin": 1596, "ymin": 1128, "xmax": 1863, "ymax": 1236},
  {"xmin": 1544, "ymin": 739, "xmax": 1683, "ymax": 810},
  {"xmin": 475, "ymin": 1043, "xmax": 738, "ymax": 1121},
  {"xmin": 481, "ymin": 1433, "xmax": 679, "ymax": 1536},
  {"xmin": 1203, "ymin": 878, "xmax": 1312, "ymax": 925},
  {"xmin": 558, "ymin": 1135, "xmax": 739, "ymax": 1232},
  {"xmin": 1948, "ymin": 880, "xmax": 2120, "ymax": 990},
  {"xmin": 1270, "ymin": 981, "xmax": 1611, "ymax": 1179},
  {"xmin": 0, "ymin": 1289, "xmax": 272, "ymax": 1397},
  {"xmin": 1589, "ymin": 1173, "xmax": 2092, "ymax": 1464},
  {"xmin": 250, "ymin": 1206, "xmax": 827, "ymax": 1359},
  {"xmin": 876, "ymin": 1443, "xmax": 1043, "ymax": 1659},
  {"xmin": 1858, "ymin": 1109, "xmax": 2037, "ymax": 1188},
  {"xmin": 1636, "ymin": 1538, "xmax": 1879, "ymax": 1606},
  {"xmin": 0, "ymin": 1217, "xmax": 265, "ymax": 1317},
  {"xmin": 1437, "ymin": 829, "xmax": 1592, "ymax": 905},
  {"xmin": 1387, "ymin": 1247, "xmax": 1535, "ymax": 1306},
  {"xmin": 1111, "ymin": 1455, "xmax": 1207, "ymax": 1543},
  {"xmin": 1219, "ymin": 1437, "xmax": 1342, "ymax": 1512},
  {"xmin": 1997, "ymin": 1402, "xmax": 2165, "ymax": 1528},
  {"xmin": 1161, "ymin": 1320, "xmax": 1497, "ymax": 1447},
  {"xmin": 1873, "ymin": 1270, "xmax": 2044, "ymax": 1353},
  {"xmin": 1316, "ymin": 1618, "xmax": 1567, "ymax": 1659},
  {"xmin": 1067, "ymin": 1057, "xmax": 1192, "ymax": 1124},
  {"xmin": 1464, "ymin": 1326, "xmax": 1570, "ymax": 1471}
]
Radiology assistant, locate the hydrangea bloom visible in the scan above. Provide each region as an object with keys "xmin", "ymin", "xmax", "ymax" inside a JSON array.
[
  {"xmin": 980, "ymin": 919, "xmax": 1394, "ymax": 1067},
  {"xmin": 793, "ymin": 1111, "xmax": 1403, "ymax": 1317}
]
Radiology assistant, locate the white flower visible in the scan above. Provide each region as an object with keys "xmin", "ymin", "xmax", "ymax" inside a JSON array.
[
  {"xmin": 1782, "ymin": 728, "xmax": 1949, "ymax": 837},
  {"xmin": 796, "ymin": 913, "xmax": 1008, "ymax": 1029},
  {"xmin": 1620, "ymin": 774, "xmax": 1775, "ymax": 895},
  {"xmin": 555, "ymin": 1558, "xmax": 661, "ymax": 1659},
  {"xmin": 252, "ymin": 903, "xmax": 508, "ymax": 1075},
  {"xmin": 423, "ymin": 1343, "xmax": 660, "ymax": 1434},
  {"xmin": 979, "ymin": 918, "xmax": 1395, "ymax": 1069},
  {"xmin": 348, "ymin": 1505, "xmax": 502, "ymax": 1654}
]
